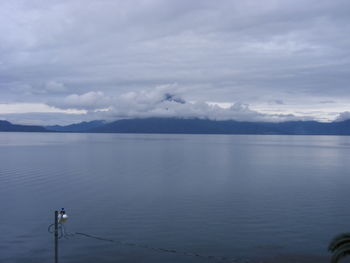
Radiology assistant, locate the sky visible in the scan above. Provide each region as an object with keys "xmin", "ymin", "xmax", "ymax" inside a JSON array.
[{"xmin": 0, "ymin": 0, "xmax": 349, "ymax": 125}]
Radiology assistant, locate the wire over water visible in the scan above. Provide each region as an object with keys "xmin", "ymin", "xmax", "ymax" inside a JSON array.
[
  {"xmin": 48, "ymin": 223, "xmax": 75, "ymax": 239},
  {"xmin": 48, "ymin": 224, "xmax": 259, "ymax": 263}
]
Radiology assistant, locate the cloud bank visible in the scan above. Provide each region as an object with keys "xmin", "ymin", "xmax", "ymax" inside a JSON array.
[
  {"xmin": 43, "ymin": 86, "xmax": 312, "ymax": 124},
  {"xmin": 0, "ymin": 0, "xmax": 349, "ymax": 124}
]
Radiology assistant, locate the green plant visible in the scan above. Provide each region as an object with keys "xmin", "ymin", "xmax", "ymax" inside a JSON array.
[{"xmin": 329, "ymin": 233, "xmax": 350, "ymax": 263}]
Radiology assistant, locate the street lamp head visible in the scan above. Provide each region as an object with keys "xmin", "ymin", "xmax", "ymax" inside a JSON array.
[{"xmin": 58, "ymin": 208, "xmax": 68, "ymax": 223}]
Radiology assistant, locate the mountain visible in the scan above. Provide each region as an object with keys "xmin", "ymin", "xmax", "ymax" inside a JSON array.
[
  {"xmin": 3, "ymin": 118, "xmax": 350, "ymax": 135},
  {"xmin": 89, "ymin": 118, "xmax": 270, "ymax": 134},
  {"xmin": 46, "ymin": 120, "xmax": 106, "ymax": 132},
  {"xmin": 274, "ymin": 120, "xmax": 350, "ymax": 135},
  {"xmin": 0, "ymin": 120, "xmax": 48, "ymax": 132},
  {"xmin": 88, "ymin": 118, "xmax": 350, "ymax": 135}
]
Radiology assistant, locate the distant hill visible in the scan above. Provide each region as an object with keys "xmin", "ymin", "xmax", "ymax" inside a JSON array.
[
  {"xmin": 0, "ymin": 120, "xmax": 48, "ymax": 132},
  {"xmin": 46, "ymin": 120, "xmax": 106, "ymax": 132},
  {"xmin": 3, "ymin": 118, "xmax": 350, "ymax": 135},
  {"xmin": 88, "ymin": 117, "xmax": 350, "ymax": 135}
]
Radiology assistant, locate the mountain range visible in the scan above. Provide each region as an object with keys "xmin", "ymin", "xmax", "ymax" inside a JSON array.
[
  {"xmin": 0, "ymin": 120, "xmax": 47, "ymax": 132},
  {"xmin": 1, "ymin": 118, "xmax": 350, "ymax": 135},
  {"xmin": 46, "ymin": 120, "xmax": 106, "ymax": 132}
]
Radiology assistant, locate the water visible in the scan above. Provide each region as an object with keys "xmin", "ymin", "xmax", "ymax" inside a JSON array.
[{"xmin": 0, "ymin": 132, "xmax": 350, "ymax": 263}]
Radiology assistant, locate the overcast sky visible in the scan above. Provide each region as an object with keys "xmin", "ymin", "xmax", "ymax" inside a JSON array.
[{"xmin": 0, "ymin": 0, "xmax": 349, "ymax": 125}]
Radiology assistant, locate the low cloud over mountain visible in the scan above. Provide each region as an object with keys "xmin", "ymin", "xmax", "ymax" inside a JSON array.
[{"xmin": 46, "ymin": 86, "xmax": 310, "ymax": 123}]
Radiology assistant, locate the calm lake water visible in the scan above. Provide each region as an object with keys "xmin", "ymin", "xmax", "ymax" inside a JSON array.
[{"xmin": 1, "ymin": 132, "xmax": 350, "ymax": 263}]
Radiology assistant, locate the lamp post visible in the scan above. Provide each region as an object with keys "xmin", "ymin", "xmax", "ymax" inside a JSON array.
[{"xmin": 54, "ymin": 210, "xmax": 58, "ymax": 263}]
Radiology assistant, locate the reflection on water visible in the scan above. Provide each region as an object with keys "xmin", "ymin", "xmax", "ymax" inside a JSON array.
[{"xmin": 0, "ymin": 132, "xmax": 349, "ymax": 263}]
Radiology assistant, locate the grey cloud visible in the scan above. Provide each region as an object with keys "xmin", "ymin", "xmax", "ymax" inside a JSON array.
[
  {"xmin": 26, "ymin": 81, "xmax": 68, "ymax": 95},
  {"xmin": 319, "ymin": 100, "xmax": 335, "ymax": 104},
  {"xmin": 335, "ymin": 111, "xmax": 350, "ymax": 122},
  {"xmin": 0, "ymin": 112, "xmax": 88, "ymax": 126},
  {"xmin": 269, "ymin": 100, "xmax": 285, "ymax": 105},
  {"xmin": 0, "ymin": 0, "xmax": 350, "ymax": 122},
  {"xmin": 50, "ymin": 91, "xmax": 110, "ymax": 110},
  {"xmin": 44, "ymin": 81, "xmax": 67, "ymax": 93},
  {"xmin": 48, "ymin": 86, "xmax": 307, "ymax": 122}
]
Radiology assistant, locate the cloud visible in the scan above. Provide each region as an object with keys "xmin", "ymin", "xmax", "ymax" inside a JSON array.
[
  {"xmin": 319, "ymin": 100, "xmax": 335, "ymax": 104},
  {"xmin": 269, "ymin": 99, "xmax": 285, "ymax": 105},
  {"xmin": 0, "ymin": 112, "xmax": 88, "ymax": 126},
  {"xmin": 48, "ymin": 86, "xmax": 307, "ymax": 122},
  {"xmin": 44, "ymin": 81, "xmax": 67, "ymax": 93},
  {"xmin": 30, "ymin": 81, "xmax": 68, "ymax": 95},
  {"xmin": 335, "ymin": 111, "xmax": 350, "ymax": 122},
  {"xmin": 0, "ymin": 103, "xmax": 84, "ymax": 114},
  {"xmin": 50, "ymin": 91, "xmax": 110, "ymax": 110},
  {"xmin": 0, "ymin": 0, "xmax": 350, "ymax": 123}
]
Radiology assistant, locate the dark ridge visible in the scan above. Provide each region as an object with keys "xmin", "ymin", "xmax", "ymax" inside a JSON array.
[
  {"xmin": 88, "ymin": 117, "xmax": 350, "ymax": 135},
  {"xmin": 2, "ymin": 118, "xmax": 350, "ymax": 135},
  {"xmin": 46, "ymin": 120, "xmax": 106, "ymax": 132},
  {"xmin": 0, "ymin": 120, "xmax": 48, "ymax": 132}
]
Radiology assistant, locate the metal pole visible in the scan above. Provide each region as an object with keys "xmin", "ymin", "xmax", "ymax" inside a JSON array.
[{"xmin": 54, "ymin": 210, "xmax": 58, "ymax": 263}]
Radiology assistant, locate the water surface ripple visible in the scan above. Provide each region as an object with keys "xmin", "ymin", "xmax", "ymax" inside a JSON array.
[{"xmin": 1, "ymin": 133, "xmax": 350, "ymax": 263}]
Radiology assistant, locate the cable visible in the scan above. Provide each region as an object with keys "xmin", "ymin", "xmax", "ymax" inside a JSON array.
[
  {"xmin": 48, "ymin": 224, "xmax": 258, "ymax": 263},
  {"xmin": 73, "ymin": 232, "xmax": 254, "ymax": 263},
  {"xmin": 47, "ymin": 223, "xmax": 75, "ymax": 239}
]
